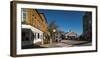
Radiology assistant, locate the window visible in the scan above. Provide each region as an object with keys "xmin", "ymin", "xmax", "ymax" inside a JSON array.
[
  {"xmin": 38, "ymin": 24, "xmax": 41, "ymax": 30},
  {"xmin": 38, "ymin": 33, "xmax": 39, "ymax": 39},
  {"xmin": 34, "ymin": 33, "xmax": 36, "ymax": 39},
  {"xmin": 22, "ymin": 31, "xmax": 29, "ymax": 41},
  {"xmin": 21, "ymin": 8, "xmax": 27, "ymax": 24},
  {"xmin": 32, "ymin": 14, "xmax": 34, "ymax": 25}
]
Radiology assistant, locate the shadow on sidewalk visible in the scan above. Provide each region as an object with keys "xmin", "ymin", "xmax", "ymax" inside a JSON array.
[
  {"xmin": 22, "ymin": 44, "xmax": 45, "ymax": 49},
  {"xmin": 72, "ymin": 41, "xmax": 92, "ymax": 46}
]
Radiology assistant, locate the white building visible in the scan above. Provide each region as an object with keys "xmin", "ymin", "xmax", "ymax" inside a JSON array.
[
  {"xmin": 22, "ymin": 24, "xmax": 43, "ymax": 46},
  {"xmin": 65, "ymin": 32, "xmax": 77, "ymax": 40}
]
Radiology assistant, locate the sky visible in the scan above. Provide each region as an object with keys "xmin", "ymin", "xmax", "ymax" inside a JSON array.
[{"xmin": 38, "ymin": 9, "xmax": 85, "ymax": 35}]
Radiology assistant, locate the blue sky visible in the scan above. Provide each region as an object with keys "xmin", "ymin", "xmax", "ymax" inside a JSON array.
[{"xmin": 38, "ymin": 9, "xmax": 85, "ymax": 35}]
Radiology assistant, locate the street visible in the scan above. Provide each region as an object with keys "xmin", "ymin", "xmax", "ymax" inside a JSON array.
[{"xmin": 40, "ymin": 40, "xmax": 92, "ymax": 48}]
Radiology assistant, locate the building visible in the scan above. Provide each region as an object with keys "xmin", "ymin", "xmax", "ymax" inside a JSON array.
[
  {"xmin": 83, "ymin": 12, "xmax": 92, "ymax": 41},
  {"xmin": 54, "ymin": 32, "xmax": 62, "ymax": 42},
  {"xmin": 65, "ymin": 32, "xmax": 77, "ymax": 40},
  {"xmin": 21, "ymin": 8, "xmax": 48, "ymax": 47}
]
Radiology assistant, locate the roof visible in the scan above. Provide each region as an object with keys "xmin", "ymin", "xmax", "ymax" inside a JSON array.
[{"xmin": 65, "ymin": 32, "xmax": 77, "ymax": 36}]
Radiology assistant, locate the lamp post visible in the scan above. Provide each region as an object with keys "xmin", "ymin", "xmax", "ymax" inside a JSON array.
[
  {"xmin": 53, "ymin": 29, "xmax": 56, "ymax": 33},
  {"xmin": 53, "ymin": 29, "xmax": 56, "ymax": 42},
  {"xmin": 50, "ymin": 29, "xmax": 56, "ymax": 44}
]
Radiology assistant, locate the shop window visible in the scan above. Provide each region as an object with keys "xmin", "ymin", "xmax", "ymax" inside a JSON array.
[{"xmin": 22, "ymin": 31, "xmax": 29, "ymax": 41}]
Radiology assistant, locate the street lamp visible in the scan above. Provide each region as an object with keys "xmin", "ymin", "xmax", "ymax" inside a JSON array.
[
  {"xmin": 53, "ymin": 29, "xmax": 56, "ymax": 42},
  {"xmin": 53, "ymin": 29, "xmax": 56, "ymax": 32},
  {"xmin": 50, "ymin": 29, "xmax": 56, "ymax": 44}
]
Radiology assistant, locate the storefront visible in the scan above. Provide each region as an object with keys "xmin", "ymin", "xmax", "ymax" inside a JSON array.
[{"xmin": 22, "ymin": 24, "xmax": 43, "ymax": 47}]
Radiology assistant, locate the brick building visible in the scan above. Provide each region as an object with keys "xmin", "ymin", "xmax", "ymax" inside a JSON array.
[{"xmin": 21, "ymin": 8, "xmax": 48, "ymax": 47}]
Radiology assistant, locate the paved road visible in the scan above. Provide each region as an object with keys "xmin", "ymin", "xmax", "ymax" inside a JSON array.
[{"xmin": 40, "ymin": 40, "xmax": 92, "ymax": 48}]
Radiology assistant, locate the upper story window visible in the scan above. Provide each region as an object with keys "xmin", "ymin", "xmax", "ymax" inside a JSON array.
[
  {"xmin": 32, "ymin": 14, "xmax": 34, "ymax": 25},
  {"xmin": 21, "ymin": 8, "xmax": 27, "ymax": 24},
  {"xmin": 38, "ymin": 24, "xmax": 41, "ymax": 30}
]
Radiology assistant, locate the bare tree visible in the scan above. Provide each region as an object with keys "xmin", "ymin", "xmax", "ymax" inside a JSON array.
[{"xmin": 48, "ymin": 20, "xmax": 59, "ymax": 44}]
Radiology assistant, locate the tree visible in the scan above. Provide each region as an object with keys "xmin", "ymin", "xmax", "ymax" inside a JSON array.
[{"xmin": 48, "ymin": 20, "xmax": 59, "ymax": 44}]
